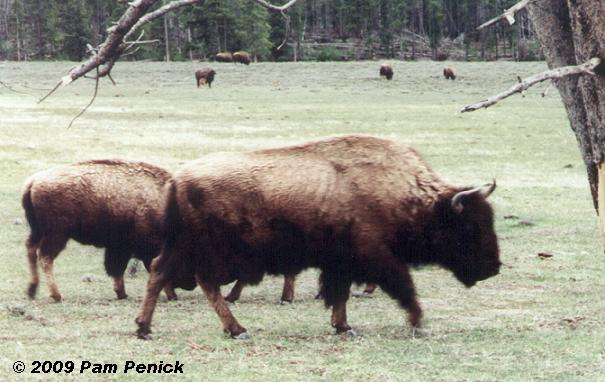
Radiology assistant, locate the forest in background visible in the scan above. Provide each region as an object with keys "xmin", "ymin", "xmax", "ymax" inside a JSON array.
[{"xmin": 0, "ymin": 0, "xmax": 541, "ymax": 62}]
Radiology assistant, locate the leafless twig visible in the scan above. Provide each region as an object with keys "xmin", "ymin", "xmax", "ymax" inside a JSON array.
[
  {"xmin": 276, "ymin": 10, "xmax": 291, "ymax": 51},
  {"xmin": 0, "ymin": 79, "xmax": 37, "ymax": 97},
  {"xmin": 477, "ymin": 0, "xmax": 532, "ymax": 30},
  {"xmin": 67, "ymin": 67, "xmax": 101, "ymax": 129},
  {"xmin": 461, "ymin": 57, "xmax": 601, "ymax": 113}
]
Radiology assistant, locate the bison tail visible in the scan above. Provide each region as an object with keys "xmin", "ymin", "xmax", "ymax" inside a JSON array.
[
  {"xmin": 162, "ymin": 179, "xmax": 181, "ymax": 253},
  {"xmin": 21, "ymin": 179, "xmax": 41, "ymax": 244},
  {"xmin": 159, "ymin": 179, "xmax": 197, "ymax": 290}
]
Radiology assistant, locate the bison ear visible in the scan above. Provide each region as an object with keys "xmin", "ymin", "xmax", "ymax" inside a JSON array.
[{"xmin": 451, "ymin": 180, "xmax": 496, "ymax": 213}]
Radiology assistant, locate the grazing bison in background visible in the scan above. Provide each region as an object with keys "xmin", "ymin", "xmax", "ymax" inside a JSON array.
[
  {"xmin": 22, "ymin": 160, "xmax": 179, "ymax": 301},
  {"xmin": 195, "ymin": 68, "xmax": 216, "ymax": 88},
  {"xmin": 136, "ymin": 135, "xmax": 500, "ymax": 339},
  {"xmin": 215, "ymin": 52, "xmax": 233, "ymax": 62},
  {"xmin": 435, "ymin": 51, "xmax": 449, "ymax": 61},
  {"xmin": 443, "ymin": 65, "xmax": 457, "ymax": 80},
  {"xmin": 233, "ymin": 51, "xmax": 251, "ymax": 65},
  {"xmin": 379, "ymin": 63, "xmax": 393, "ymax": 80}
]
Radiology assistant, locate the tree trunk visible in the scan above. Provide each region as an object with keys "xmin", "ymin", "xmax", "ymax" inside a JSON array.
[{"xmin": 527, "ymin": 1, "xmax": 605, "ymax": 246}]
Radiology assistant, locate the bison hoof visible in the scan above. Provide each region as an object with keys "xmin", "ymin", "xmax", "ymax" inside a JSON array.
[
  {"xmin": 27, "ymin": 283, "xmax": 38, "ymax": 299},
  {"xmin": 231, "ymin": 331, "xmax": 251, "ymax": 340},
  {"xmin": 224, "ymin": 296, "xmax": 237, "ymax": 304},
  {"xmin": 279, "ymin": 299, "xmax": 292, "ymax": 305},
  {"xmin": 136, "ymin": 325, "xmax": 152, "ymax": 340},
  {"xmin": 137, "ymin": 330, "xmax": 153, "ymax": 340},
  {"xmin": 50, "ymin": 293, "xmax": 62, "ymax": 302},
  {"xmin": 410, "ymin": 326, "xmax": 426, "ymax": 338},
  {"xmin": 335, "ymin": 328, "xmax": 357, "ymax": 337},
  {"xmin": 116, "ymin": 292, "xmax": 128, "ymax": 300}
]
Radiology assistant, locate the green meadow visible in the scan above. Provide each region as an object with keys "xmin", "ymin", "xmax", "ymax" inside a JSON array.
[{"xmin": 1, "ymin": 60, "xmax": 604, "ymax": 381}]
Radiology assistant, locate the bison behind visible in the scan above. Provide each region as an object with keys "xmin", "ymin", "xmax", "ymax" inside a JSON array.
[
  {"xmin": 136, "ymin": 136, "xmax": 500, "ymax": 339},
  {"xmin": 22, "ymin": 160, "xmax": 177, "ymax": 301}
]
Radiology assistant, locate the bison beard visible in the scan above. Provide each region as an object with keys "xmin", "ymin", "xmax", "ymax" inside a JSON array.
[{"xmin": 136, "ymin": 135, "xmax": 500, "ymax": 339}]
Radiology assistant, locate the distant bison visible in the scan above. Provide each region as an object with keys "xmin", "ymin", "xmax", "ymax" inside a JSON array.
[
  {"xmin": 379, "ymin": 63, "xmax": 393, "ymax": 80},
  {"xmin": 435, "ymin": 51, "xmax": 449, "ymax": 61},
  {"xmin": 443, "ymin": 65, "xmax": 457, "ymax": 80},
  {"xmin": 195, "ymin": 68, "xmax": 216, "ymax": 88},
  {"xmin": 215, "ymin": 52, "xmax": 233, "ymax": 62},
  {"xmin": 22, "ymin": 160, "xmax": 177, "ymax": 301},
  {"xmin": 233, "ymin": 51, "xmax": 251, "ymax": 65},
  {"xmin": 136, "ymin": 135, "xmax": 500, "ymax": 339}
]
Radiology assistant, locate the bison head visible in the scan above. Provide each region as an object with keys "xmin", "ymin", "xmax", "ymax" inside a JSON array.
[{"xmin": 432, "ymin": 181, "xmax": 500, "ymax": 287}]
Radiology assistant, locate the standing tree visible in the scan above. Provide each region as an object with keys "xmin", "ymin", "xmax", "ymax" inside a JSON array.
[{"xmin": 463, "ymin": 1, "xmax": 605, "ymax": 248}]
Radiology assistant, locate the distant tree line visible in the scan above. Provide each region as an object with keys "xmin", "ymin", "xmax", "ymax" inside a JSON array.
[{"xmin": 0, "ymin": 0, "xmax": 541, "ymax": 62}]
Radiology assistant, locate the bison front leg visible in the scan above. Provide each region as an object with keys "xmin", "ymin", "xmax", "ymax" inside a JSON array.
[
  {"xmin": 196, "ymin": 275, "xmax": 248, "ymax": 339},
  {"xmin": 378, "ymin": 261, "xmax": 423, "ymax": 330}
]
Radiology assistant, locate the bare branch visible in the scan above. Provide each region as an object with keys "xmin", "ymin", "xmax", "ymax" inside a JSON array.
[
  {"xmin": 55, "ymin": 0, "xmax": 159, "ymax": 88},
  {"xmin": 276, "ymin": 10, "xmax": 291, "ymax": 51},
  {"xmin": 68, "ymin": 67, "xmax": 101, "ymax": 129},
  {"xmin": 251, "ymin": 0, "xmax": 299, "ymax": 13},
  {"xmin": 38, "ymin": 81, "xmax": 63, "ymax": 103},
  {"xmin": 0, "ymin": 79, "xmax": 37, "ymax": 97},
  {"xmin": 477, "ymin": 0, "xmax": 532, "ymax": 30},
  {"xmin": 461, "ymin": 58, "xmax": 601, "ymax": 113}
]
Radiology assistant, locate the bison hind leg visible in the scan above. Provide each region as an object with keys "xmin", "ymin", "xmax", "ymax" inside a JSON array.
[
  {"xmin": 319, "ymin": 270, "xmax": 353, "ymax": 333},
  {"xmin": 26, "ymin": 234, "xmax": 41, "ymax": 299}
]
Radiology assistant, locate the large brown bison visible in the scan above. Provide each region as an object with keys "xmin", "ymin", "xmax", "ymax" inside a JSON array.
[
  {"xmin": 136, "ymin": 136, "xmax": 500, "ymax": 339},
  {"xmin": 379, "ymin": 63, "xmax": 393, "ymax": 80},
  {"xmin": 232, "ymin": 51, "xmax": 251, "ymax": 65},
  {"xmin": 195, "ymin": 68, "xmax": 216, "ymax": 88},
  {"xmin": 215, "ymin": 52, "xmax": 233, "ymax": 62},
  {"xmin": 22, "ymin": 160, "xmax": 178, "ymax": 301},
  {"xmin": 443, "ymin": 65, "xmax": 457, "ymax": 80}
]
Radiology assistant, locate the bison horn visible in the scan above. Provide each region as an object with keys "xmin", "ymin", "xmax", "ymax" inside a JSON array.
[{"xmin": 451, "ymin": 179, "xmax": 496, "ymax": 213}]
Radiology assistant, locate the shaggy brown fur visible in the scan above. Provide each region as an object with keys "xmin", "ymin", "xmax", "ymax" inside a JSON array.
[
  {"xmin": 379, "ymin": 63, "xmax": 393, "ymax": 80},
  {"xmin": 22, "ymin": 159, "xmax": 177, "ymax": 301},
  {"xmin": 232, "ymin": 51, "xmax": 251, "ymax": 65},
  {"xmin": 136, "ymin": 135, "xmax": 500, "ymax": 339},
  {"xmin": 435, "ymin": 51, "xmax": 449, "ymax": 61},
  {"xmin": 215, "ymin": 52, "xmax": 233, "ymax": 62},
  {"xmin": 443, "ymin": 65, "xmax": 457, "ymax": 80},
  {"xmin": 195, "ymin": 68, "xmax": 216, "ymax": 88}
]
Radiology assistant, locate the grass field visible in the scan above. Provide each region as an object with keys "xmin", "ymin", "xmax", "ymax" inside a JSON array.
[{"xmin": 1, "ymin": 60, "xmax": 605, "ymax": 381}]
